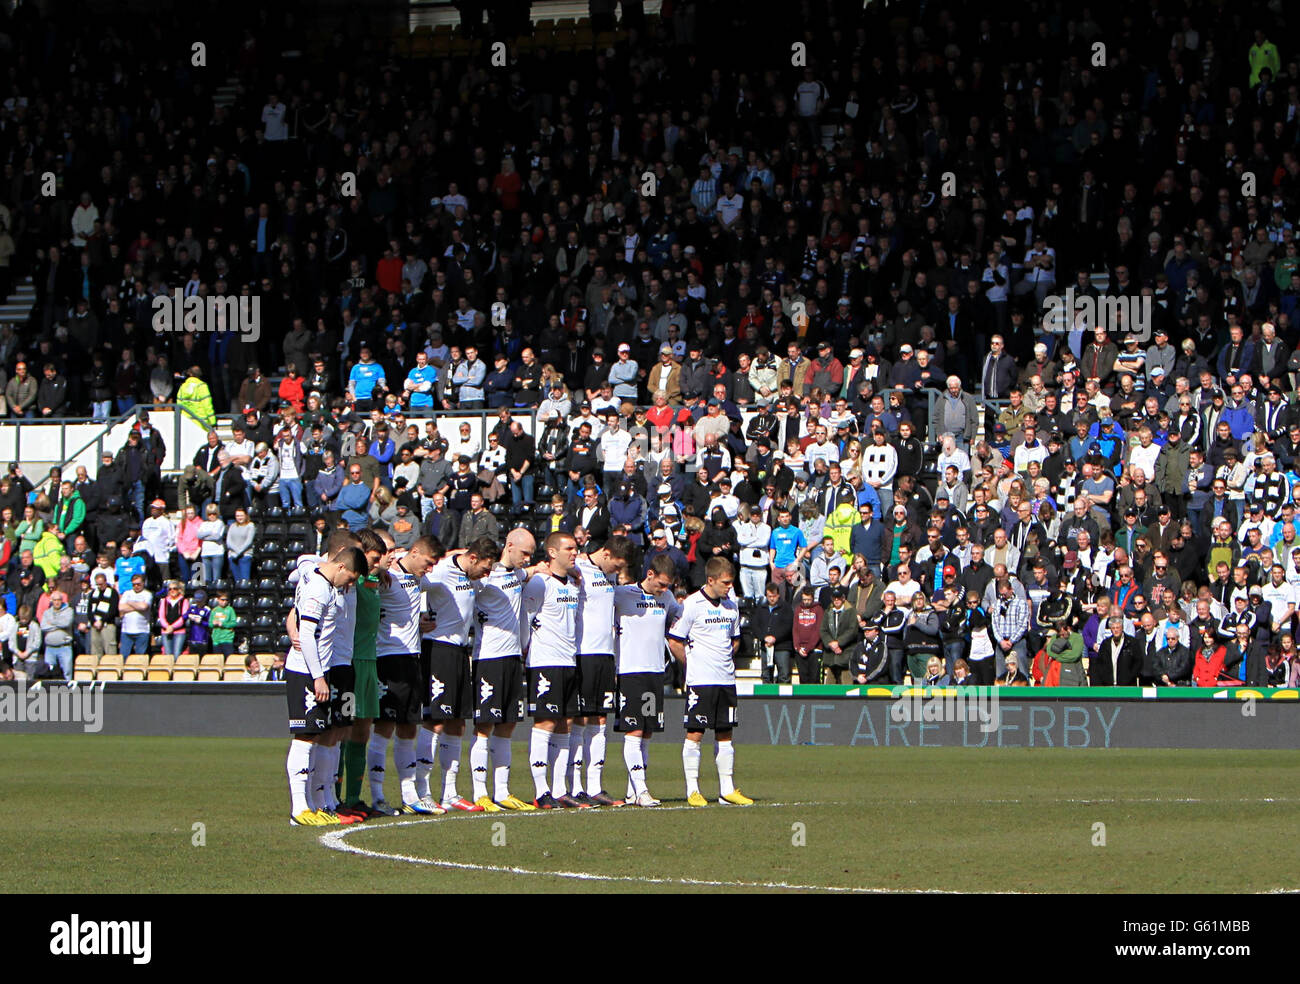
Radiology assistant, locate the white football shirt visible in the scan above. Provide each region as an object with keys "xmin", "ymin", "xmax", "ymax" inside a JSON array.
[
  {"xmin": 576, "ymin": 555, "xmax": 617, "ymax": 656},
  {"xmin": 668, "ymin": 588, "xmax": 740, "ymax": 687},
  {"xmin": 522, "ymin": 573, "xmax": 581, "ymax": 668},
  {"xmin": 614, "ymin": 583, "xmax": 680, "ymax": 675},
  {"xmin": 474, "ymin": 565, "xmax": 527, "ymax": 660},
  {"xmin": 289, "ymin": 570, "xmax": 343, "ymax": 677},
  {"xmin": 376, "ymin": 560, "xmax": 425, "ymax": 656},
  {"xmin": 423, "ymin": 554, "xmax": 478, "ymax": 647}
]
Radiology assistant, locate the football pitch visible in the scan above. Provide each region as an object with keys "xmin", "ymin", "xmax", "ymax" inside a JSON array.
[{"xmin": 6, "ymin": 735, "xmax": 1299, "ymax": 894}]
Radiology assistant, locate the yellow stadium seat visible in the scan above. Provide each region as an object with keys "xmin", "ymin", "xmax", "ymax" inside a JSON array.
[
  {"xmin": 73, "ymin": 668, "xmax": 95, "ymax": 681},
  {"xmin": 147, "ymin": 669, "xmax": 172, "ymax": 682},
  {"xmin": 75, "ymin": 653, "xmax": 98, "ymax": 671},
  {"xmin": 96, "ymin": 668, "xmax": 121, "ymax": 681},
  {"xmin": 171, "ymin": 668, "xmax": 196, "ymax": 682},
  {"xmin": 174, "ymin": 653, "xmax": 200, "ymax": 672},
  {"xmin": 124, "ymin": 654, "xmax": 148, "ymax": 671},
  {"xmin": 224, "ymin": 667, "xmax": 248, "ymax": 681},
  {"xmin": 199, "ymin": 653, "xmax": 225, "ymax": 670},
  {"xmin": 97, "ymin": 654, "xmax": 123, "ymax": 673},
  {"xmin": 121, "ymin": 668, "xmax": 145, "ymax": 681},
  {"xmin": 225, "ymin": 654, "xmax": 246, "ymax": 672},
  {"xmin": 197, "ymin": 669, "xmax": 222, "ymax": 682},
  {"xmin": 150, "ymin": 653, "xmax": 175, "ymax": 672}
]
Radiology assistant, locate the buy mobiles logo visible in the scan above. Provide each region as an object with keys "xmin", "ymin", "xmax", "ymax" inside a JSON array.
[
  {"xmin": 151, "ymin": 290, "xmax": 262, "ymax": 343},
  {"xmin": 1042, "ymin": 288, "xmax": 1154, "ymax": 344}
]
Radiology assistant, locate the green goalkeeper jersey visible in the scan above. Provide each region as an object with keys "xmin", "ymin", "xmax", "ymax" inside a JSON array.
[{"xmin": 352, "ymin": 573, "xmax": 381, "ymax": 661}]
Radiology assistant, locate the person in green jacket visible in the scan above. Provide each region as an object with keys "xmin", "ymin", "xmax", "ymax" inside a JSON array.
[
  {"xmin": 33, "ymin": 529, "xmax": 66, "ymax": 580},
  {"xmin": 1045, "ymin": 623, "xmax": 1088, "ymax": 686},
  {"xmin": 824, "ymin": 500, "xmax": 859, "ymax": 559},
  {"xmin": 53, "ymin": 480, "xmax": 85, "ymax": 550},
  {"xmin": 15, "ymin": 503, "xmax": 44, "ymax": 555},
  {"xmin": 1248, "ymin": 29, "xmax": 1280, "ymax": 87},
  {"xmin": 176, "ymin": 366, "xmax": 216, "ymax": 430},
  {"xmin": 209, "ymin": 591, "xmax": 238, "ymax": 657}
]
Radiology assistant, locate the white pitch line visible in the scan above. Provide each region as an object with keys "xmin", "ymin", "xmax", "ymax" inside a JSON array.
[{"xmin": 318, "ymin": 802, "xmax": 971, "ymax": 893}]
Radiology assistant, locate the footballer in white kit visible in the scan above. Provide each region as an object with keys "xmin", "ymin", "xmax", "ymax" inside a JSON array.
[
  {"xmin": 521, "ymin": 531, "xmax": 586, "ymax": 809},
  {"xmin": 667, "ymin": 556, "xmax": 754, "ymax": 806},
  {"xmin": 284, "ymin": 546, "xmax": 366, "ymax": 826},
  {"xmin": 613, "ymin": 553, "xmax": 681, "ymax": 806},
  {"xmin": 571, "ymin": 537, "xmax": 635, "ymax": 807},
  {"xmin": 467, "ymin": 528, "xmax": 538, "ymax": 812}
]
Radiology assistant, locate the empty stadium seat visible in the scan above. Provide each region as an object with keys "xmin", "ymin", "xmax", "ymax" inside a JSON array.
[
  {"xmin": 174, "ymin": 653, "xmax": 200, "ymax": 672},
  {"xmin": 171, "ymin": 668, "xmax": 197, "ymax": 682},
  {"xmin": 98, "ymin": 654, "xmax": 123, "ymax": 674},
  {"xmin": 199, "ymin": 653, "xmax": 224, "ymax": 671},
  {"xmin": 121, "ymin": 667, "xmax": 145, "ymax": 681},
  {"xmin": 222, "ymin": 666, "xmax": 246, "ymax": 681},
  {"xmin": 147, "ymin": 667, "xmax": 172, "ymax": 681},
  {"xmin": 196, "ymin": 668, "xmax": 222, "ymax": 681},
  {"xmin": 224, "ymin": 654, "xmax": 246, "ymax": 673},
  {"xmin": 73, "ymin": 654, "xmax": 98, "ymax": 681}
]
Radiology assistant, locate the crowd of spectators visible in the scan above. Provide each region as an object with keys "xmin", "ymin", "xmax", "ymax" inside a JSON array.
[{"xmin": 0, "ymin": 0, "xmax": 1299, "ymax": 687}]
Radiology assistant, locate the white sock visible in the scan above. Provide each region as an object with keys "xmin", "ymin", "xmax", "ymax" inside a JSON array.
[
  {"xmin": 682, "ymin": 739, "xmax": 701, "ymax": 796},
  {"xmin": 287, "ymin": 739, "xmax": 312, "ymax": 816},
  {"xmin": 716, "ymin": 741, "xmax": 736, "ymax": 796},
  {"xmin": 490, "ymin": 735, "xmax": 512, "ymax": 801},
  {"xmin": 394, "ymin": 737, "xmax": 417, "ymax": 805},
  {"xmin": 530, "ymin": 727, "xmax": 551, "ymax": 798},
  {"xmin": 366, "ymin": 732, "xmax": 390, "ymax": 804},
  {"xmin": 438, "ymin": 733, "xmax": 461, "ymax": 804},
  {"xmin": 586, "ymin": 721, "xmax": 606, "ymax": 795},
  {"xmin": 307, "ymin": 744, "xmax": 324, "ymax": 810},
  {"xmin": 551, "ymin": 731, "xmax": 570, "ymax": 798},
  {"xmin": 623, "ymin": 735, "xmax": 647, "ymax": 797},
  {"xmin": 320, "ymin": 744, "xmax": 340, "ymax": 809},
  {"xmin": 414, "ymin": 728, "xmax": 435, "ymax": 800},
  {"xmin": 568, "ymin": 723, "xmax": 586, "ymax": 795},
  {"xmin": 469, "ymin": 734, "xmax": 490, "ymax": 801}
]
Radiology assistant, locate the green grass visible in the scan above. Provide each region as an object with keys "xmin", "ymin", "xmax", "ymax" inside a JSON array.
[{"xmin": 5, "ymin": 735, "xmax": 1299, "ymax": 893}]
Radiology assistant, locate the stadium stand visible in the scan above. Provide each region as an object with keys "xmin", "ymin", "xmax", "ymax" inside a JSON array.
[{"xmin": 0, "ymin": 0, "xmax": 1296, "ymax": 692}]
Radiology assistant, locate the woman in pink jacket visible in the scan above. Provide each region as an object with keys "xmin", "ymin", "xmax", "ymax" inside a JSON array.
[
  {"xmin": 157, "ymin": 580, "xmax": 190, "ymax": 657},
  {"xmin": 175, "ymin": 504, "xmax": 202, "ymax": 585}
]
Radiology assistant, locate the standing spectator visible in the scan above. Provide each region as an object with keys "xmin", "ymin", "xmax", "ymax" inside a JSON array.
[
  {"xmin": 245, "ymin": 443, "xmax": 279, "ymax": 508},
  {"xmin": 9, "ymin": 604, "xmax": 41, "ymax": 677},
  {"xmin": 141, "ymin": 499, "xmax": 176, "ymax": 582},
  {"xmin": 791, "ymin": 585, "xmax": 824, "ymax": 684},
  {"xmin": 209, "ymin": 590, "xmax": 238, "ymax": 659},
  {"xmin": 735, "ymin": 503, "xmax": 772, "ymax": 599},
  {"xmin": 504, "ymin": 418, "xmax": 536, "ymax": 506},
  {"xmin": 118, "ymin": 572, "xmax": 153, "ymax": 656},
  {"xmin": 198, "ymin": 504, "xmax": 227, "ymax": 583},
  {"xmin": 40, "ymin": 591, "xmax": 74, "ymax": 678},
  {"xmin": 225, "ymin": 507, "xmax": 256, "ymax": 582},
  {"xmin": 15, "ymin": 504, "xmax": 43, "ymax": 556},
  {"xmin": 175, "ymin": 505, "xmax": 203, "ymax": 584},
  {"xmin": 87, "ymin": 572, "xmax": 119, "ymax": 656},
  {"xmin": 5, "ymin": 361, "xmax": 37, "ymax": 417},
  {"xmin": 751, "ymin": 582, "xmax": 794, "ymax": 683},
  {"xmin": 186, "ymin": 589, "xmax": 212, "ymax": 655},
  {"xmin": 819, "ymin": 587, "xmax": 861, "ymax": 684},
  {"xmin": 176, "ymin": 366, "xmax": 216, "ymax": 430},
  {"xmin": 275, "ymin": 428, "xmax": 306, "ymax": 510},
  {"xmin": 156, "ymin": 580, "xmax": 189, "ymax": 657},
  {"xmin": 53, "ymin": 480, "xmax": 86, "ymax": 553}
]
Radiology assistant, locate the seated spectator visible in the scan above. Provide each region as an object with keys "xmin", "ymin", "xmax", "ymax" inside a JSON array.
[{"xmin": 241, "ymin": 653, "xmax": 267, "ymax": 682}]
